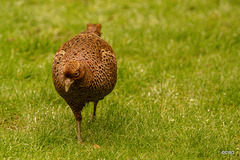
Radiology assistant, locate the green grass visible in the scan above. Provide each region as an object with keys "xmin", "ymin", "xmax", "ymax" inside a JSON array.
[{"xmin": 0, "ymin": 0, "xmax": 240, "ymax": 159}]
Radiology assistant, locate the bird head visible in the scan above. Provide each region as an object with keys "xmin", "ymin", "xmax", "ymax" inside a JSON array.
[{"xmin": 63, "ymin": 60, "xmax": 85, "ymax": 92}]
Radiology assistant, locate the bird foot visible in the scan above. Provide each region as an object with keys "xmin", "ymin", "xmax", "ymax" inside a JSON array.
[
  {"xmin": 78, "ymin": 133, "xmax": 83, "ymax": 144},
  {"xmin": 78, "ymin": 138, "xmax": 83, "ymax": 144}
]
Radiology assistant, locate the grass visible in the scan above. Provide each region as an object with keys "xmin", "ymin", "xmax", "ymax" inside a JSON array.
[{"xmin": 0, "ymin": 0, "xmax": 240, "ymax": 159}]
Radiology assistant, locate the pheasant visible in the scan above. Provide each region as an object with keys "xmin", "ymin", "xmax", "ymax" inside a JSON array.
[{"xmin": 52, "ymin": 23, "xmax": 117, "ymax": 143}]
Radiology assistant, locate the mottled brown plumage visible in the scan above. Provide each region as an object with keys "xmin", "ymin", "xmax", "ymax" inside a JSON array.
[{"xmin": 52, "ymin": 23, "xmax": 117, "ymax": 143}]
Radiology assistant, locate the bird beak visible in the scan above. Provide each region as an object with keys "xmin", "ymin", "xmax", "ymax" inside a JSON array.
[{"xmin": 65, "ymin": 79, "xmax": 74, "ymax": 92}]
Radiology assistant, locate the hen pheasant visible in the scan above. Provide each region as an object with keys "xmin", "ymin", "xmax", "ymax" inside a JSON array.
[{"xmin": 52, "ymin": 23, "xmax": 117, "ymax": 143}]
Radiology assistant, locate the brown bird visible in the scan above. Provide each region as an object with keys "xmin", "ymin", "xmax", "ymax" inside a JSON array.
[{"xmin": 52, "ymin": 23, "xmax": 117, "ymax": 143}]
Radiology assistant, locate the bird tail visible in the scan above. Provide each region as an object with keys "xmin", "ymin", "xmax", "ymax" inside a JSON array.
[{"xmin": 87, "ymin": 23, "xmax": 102, "ymax": 37}]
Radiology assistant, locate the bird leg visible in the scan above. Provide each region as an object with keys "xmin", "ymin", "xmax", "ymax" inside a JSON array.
[
  {"xmin": 73, "ymin": 111, "xmax": 83, "ymax": 143},
  {"xmin": 88, "ymin": 101, "xmax": 99, "ymax": 123},
  {"xmin": 93, "ymin": 101, "xmax": 98, "ymax": 117}
]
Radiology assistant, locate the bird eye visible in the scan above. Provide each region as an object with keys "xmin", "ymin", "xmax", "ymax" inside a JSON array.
[{"xmin": 74, "ymin": 71, "xmax": 79, "ymax": 77}]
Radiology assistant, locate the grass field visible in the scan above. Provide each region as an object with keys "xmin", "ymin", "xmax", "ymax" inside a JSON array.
[{"xmin": 0, "ymin": 0, "xmax": 240, "ymax": 159}]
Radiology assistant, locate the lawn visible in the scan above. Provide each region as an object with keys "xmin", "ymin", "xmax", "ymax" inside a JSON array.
[{"xmin": 0, "ymin": 0, "xmax": 240, "ymax": 159}]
